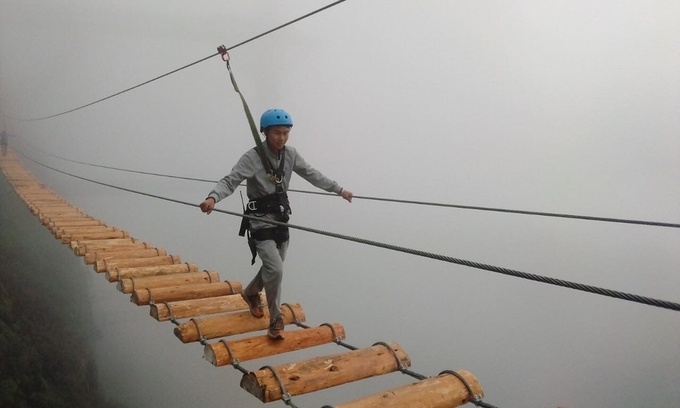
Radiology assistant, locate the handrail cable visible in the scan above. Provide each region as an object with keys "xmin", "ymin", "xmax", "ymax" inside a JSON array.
[
  {"xmin": 19, "ymin": 140, "xmax": 680, "ymax": 230},
  {"xmin": 13, "ymin": 149, "xmax": 680, "ymax": 313},
  {"xmin": 13, "ymin": 0, "xmax": 348, "ymax": 121}
]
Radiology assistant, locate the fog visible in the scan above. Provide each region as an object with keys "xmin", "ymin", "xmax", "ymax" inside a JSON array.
[{"xmin": 1, "ymin": 1, "xmax": 679, "ymax": 407}]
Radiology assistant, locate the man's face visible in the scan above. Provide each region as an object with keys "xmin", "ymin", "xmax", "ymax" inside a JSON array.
[{"xmin": 265, "ymin": 126, "xmax": 291, "ymax": 152}]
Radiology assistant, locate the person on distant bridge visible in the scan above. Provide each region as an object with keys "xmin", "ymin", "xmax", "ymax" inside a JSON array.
[
  {"xmin": 1, "ymin": 129, "xmax": 8, "ymax": 156},
  {"xmin": 199, "ymin": 108, "xmax": 353, "ymax": 340}
]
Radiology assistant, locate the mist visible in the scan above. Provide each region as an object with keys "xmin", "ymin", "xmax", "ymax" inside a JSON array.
[{"xmin": 1, "ymin": 1, "xmax": 679, "ymax": 407}]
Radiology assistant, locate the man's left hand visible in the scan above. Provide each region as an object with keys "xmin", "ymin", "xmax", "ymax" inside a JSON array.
[{"xmin": 340, "ymin": 189, "xmax": 353, "ymax": 203}]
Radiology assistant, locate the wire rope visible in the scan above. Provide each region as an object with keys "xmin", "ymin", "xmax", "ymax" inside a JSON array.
[
  {"xmin": 20, "ymin": 141, "xmax": 680, "ymax": 230},
  {"xmin": 14, "ymin": 0, "xmax": 349, "ymax": 121},
  {"xmin": 13, "ymin": 149, "xmax": 680, "ymax": 313}
]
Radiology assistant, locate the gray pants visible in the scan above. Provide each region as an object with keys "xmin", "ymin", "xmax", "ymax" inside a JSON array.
[{"xmin": 244, "ymin": 238, "xmax": 289, "ymax": 324}]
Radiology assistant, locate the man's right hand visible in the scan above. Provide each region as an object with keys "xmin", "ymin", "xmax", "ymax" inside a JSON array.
[{"xmin": 199, "ymin": 197, "xmax": 216, "ymax": 214}]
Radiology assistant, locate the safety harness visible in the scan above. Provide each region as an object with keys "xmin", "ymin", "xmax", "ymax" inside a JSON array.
[
  {"xmin": 237, "ymin": 148, "xmax": 291, "ymax": 264},
  {"xmin": 219, "ymin": 46, "xmax": 291, "ymax": 264}
]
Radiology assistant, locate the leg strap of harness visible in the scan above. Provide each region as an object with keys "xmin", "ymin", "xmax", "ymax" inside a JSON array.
[{"xmin": 247, "ymin": 226, "xmax": 289, "ymax": 265}]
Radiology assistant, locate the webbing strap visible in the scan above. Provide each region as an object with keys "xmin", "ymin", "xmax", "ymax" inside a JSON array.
[{"xmin": 223, "ymin": 57, "xmax": 277, "ymax": 181}]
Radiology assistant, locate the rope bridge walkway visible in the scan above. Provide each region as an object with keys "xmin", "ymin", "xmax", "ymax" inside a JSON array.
[{"xmin": 0, "ymin": 149, "xmax": 496, "ymax": 408}]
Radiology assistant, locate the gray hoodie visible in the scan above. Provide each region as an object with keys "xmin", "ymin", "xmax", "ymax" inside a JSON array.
[{"xmin": 208, "ymin": 144, "xmax": 342, "ymax": 231}]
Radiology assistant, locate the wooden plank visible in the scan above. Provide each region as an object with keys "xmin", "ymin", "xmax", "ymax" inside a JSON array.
[
  {"xmin": 40, "ymin": 211, "xmax": 86, "ymax": 218},
  {"xmin": 48, "ymin": 220, "xmax": 105, "ymax": 233},
  {"xmin": 55, "ymin": 226, "xmax": 117, "ymax": 239},
  {"xmin": 332, "ymin": 370, "xmax": 484, "ymax": 408},
  {"xmin": 71, "ymin": 237, "xmax": 141, "ymax": 251},
  {"xmin": 62, "ymin": 229, "xmax": 130, "ymax": 244},
  {"xmin": 76, "ymin": 242, "xmax": 151, "ymax": 257},
  {"xmin": 106, "ymin": 262, "xmax": 197, "ymax": 282},
  {"xmin": 33, "ymin": 203, "xmax": 84, "ymax": 209},
  {"xmin": 33, "ymin": 205, "xmax": 80, "ymax": 214},
  {"xmin": 131, "ymin": 281, "xmax": 242, "ymax": 306},
  {"xmin": 173, "ymin": 303, "xmax": 306, "ymax": 343},
  {"xmin": 84, "ymin": 247, "xmax": 167, "ymax": 265},
  {"xmin": 151, "ymin": 293, "xmax": 249, "ymax": 321},
  {"xmin": 117, "ymin": 270, "xmax": 220, "ymax": 293},
  {"xmin": 240, "ymin": 341, "xmax": 410, "ymax": 403},
  {"xmin": 94, "ymin": 254, "xmax": 180, "ymax": 273},
  {"xmin": 204, "ymin": 323, "xmax": 346, "ymax": 367}
]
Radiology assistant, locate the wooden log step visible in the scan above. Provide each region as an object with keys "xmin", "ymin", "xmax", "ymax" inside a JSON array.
[
  {"xmin": 94, "ymin": 254, "xmax": 179, "ymax": 273},
  {"xmin": 28, "ymin": 199, "xmax": 67, "ymax": 206},
  {"xmin": 131, "ymin": 281, "xmax": 242, "ymax": 306},
  {"xmin": 19, "ymin": 189, "xmax": 55, "ymax": 193},
  {"xmin": 31, "ymin": 204, "xmax": 66, "ymax": 210},
  {"xmin": 17, "ymin": 187, "xmax": 54, "ymax": 192},
  {"xmin": 21, "ymin": 190, "xmax": 56, "ymax": 193},
  {"xmin": 55, "ymin": 226, "xmax": 118, "ymax": 239},
  {"xmin": 77, "ymin": 241, "xmax": 151, "ymax": 257},
  {"xmin": 174, "ymin": 302, "xmax": 306, "ymax": 343},
  {"xmin": 48, "ymin": 217, "xmax": 101, "ymax": 226},
  {"xmin": 332, "ymin": 370, "xmax": 484, "ymax": 408},
  {"xmin": 33, "ymin": 205, "xmax": 79, "ymax": 213},
  {"xmin": 48, "ymin": 219, "xmax": 105, "ymax": 230},
  {"xmin": 18, "ymin": 185, "xmax": 53, "ymax": 190},
  {"xmin": 204, "ymin": 322, "xmax": 346, "ymax": 367},
  {"xmin": 32, "ymin": 201, "xmax": 76, "ymax": 206},
  {"xmin": 22, "ymin": 192, "xmax": 62, "ymax": 198},
  {"xmin": 39, "ymin": 211, "xmax": 85, "ymax": 221},
  {"xmin": 21, "ymin": 189, "xmax": 57, "ymax": 193},
  {"xmin": 85, "ymin": 247, "xmax": 167, "ymax": 265},
  {"xmin": 40, "ymin": 213, "xmax": 93, "ymax": 226},
  {"xmin": 16, "ymin": 182, "xmax": 49, "ymax": 187},
  {"xmin": 62, "ymin": 229, "xmax": 130, "ymax": 244},
  {"xmin": 71, "ymin": 237, "xmax": 141, "ymax": 251},
  {"xmin": 40, "ymin": 214, "xmax": 89, "ymax": 225},
  {"xmin": 151, "ymin": 293, "xmax": 250, "ymax": 321},
  {"xmin": 36, "ymin": 205, "xmax": 81, "ymax": 211},
  {"xmin": 23, "ymin": 196, "xmax": 54, "ymax": 200},
  {"xmin": 240, "ymin": 341, "xmax": 410, "ymax": 403},
  {"xmin": 106, "ymin": 262, "xmax": 197, "ymax": 282},
  {"xmin": 25, "ymin": 196, "xmax": 64, "ymax": 201},
  {"xmin": 117, "ymin": 270, "xmax": 220, "ymax": 293}
]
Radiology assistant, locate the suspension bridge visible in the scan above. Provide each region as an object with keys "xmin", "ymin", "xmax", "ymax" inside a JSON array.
[
  {"xmin": 0, "ymin": 149, "xmax": 493, "ymax": 408},
  {"xmin": 1, "ymin": 2, "xmax": 678, "ymax": 406}
]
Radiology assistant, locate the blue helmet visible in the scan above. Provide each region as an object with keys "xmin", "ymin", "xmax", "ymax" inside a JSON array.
[{"xmin": 260, "ymin": 109, "xmax": 293, "ymax": 132}]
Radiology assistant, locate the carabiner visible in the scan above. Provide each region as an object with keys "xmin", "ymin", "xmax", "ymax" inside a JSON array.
[
  {"xmin": 268, "ymin": 173, "xmax": 283, "ymax": 185},
  {"xmin": 217, "ymin": 45, "xmax": 230, "ymax": 62}
]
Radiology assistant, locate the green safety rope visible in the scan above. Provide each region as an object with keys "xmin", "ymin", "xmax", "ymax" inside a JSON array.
[{"xmin": 219, "ymin": 46, "xmax": 280, "ymax": 184}]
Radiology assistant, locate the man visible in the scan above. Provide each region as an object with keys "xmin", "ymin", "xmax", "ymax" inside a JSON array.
[{"xmin": 199, "ymin": 108, "xmax": 353, "ymax": 339}]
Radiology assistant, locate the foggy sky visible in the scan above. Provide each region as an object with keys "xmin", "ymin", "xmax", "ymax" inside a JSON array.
[{"xmin": 1, "ymin": 1, "xmax": 679, "ymax": 408}]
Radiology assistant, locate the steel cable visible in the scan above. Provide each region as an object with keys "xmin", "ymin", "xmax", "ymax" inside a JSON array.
[
  {"xmin": 14, "ymin": 0, "xmax": 348, "ymax": 121},
  {"xmin": 13, "ymin": 149, "xmax": 680, "ymax": 313},
  {"xmin": 21, "ymin": 141, "xmax": 680, "ymax": 230}
]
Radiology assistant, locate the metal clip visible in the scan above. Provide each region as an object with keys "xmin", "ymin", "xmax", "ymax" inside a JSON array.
[
  {"xmin": 217, "ymin": 45, "xmax": 230, "ymax": 62},
  {"xmin": 247, "ymin": 201, "xmax": 258, "ymax": 211},
  {"xmin": 268, "ymin": 172, "xmax": 283, "ymax": 184}
]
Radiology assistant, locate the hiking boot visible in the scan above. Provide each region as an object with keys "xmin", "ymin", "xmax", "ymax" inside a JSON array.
[
  {"xmin": 267, "ymin": 315, "xmax": 285, "ymax": 340},
  {"xmin": 241, "ymin": 291, "xmax": 264, "ymax": 318}
]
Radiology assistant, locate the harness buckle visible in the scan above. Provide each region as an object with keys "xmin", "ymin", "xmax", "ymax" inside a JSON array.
[{"xmin": 247, "ymin": 201, "xmax": 258, "ymax": 211}]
